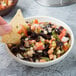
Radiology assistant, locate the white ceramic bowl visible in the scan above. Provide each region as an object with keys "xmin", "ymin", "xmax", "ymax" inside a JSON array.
[{"xmin": 5, "ymin": 16, "xmax": 74, "ymax": 67}]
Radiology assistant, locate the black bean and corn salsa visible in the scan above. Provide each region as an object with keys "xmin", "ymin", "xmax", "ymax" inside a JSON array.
[
  {"xmin": 0, "ymin": 0, "xmax": 13, "ymax": 10},
  {"xmin": 7, "ymin": 19, "xmax": 71, "ymax": 62}
]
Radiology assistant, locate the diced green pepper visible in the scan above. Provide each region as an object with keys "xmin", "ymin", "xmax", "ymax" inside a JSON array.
[
  {"xmin": 41, "ymin": 57, "xmax": 50, "ymax": 61},
  {"xmin": 52, "ymin": 41, "xmax": 56, "ymax": 46},
  {"xmin": 30, "ymin": 43, "xmax": 34, "ymax": 47},
  {"xmin": 52, "ymin": 31, "xmax": 60, "ymax": 41}
]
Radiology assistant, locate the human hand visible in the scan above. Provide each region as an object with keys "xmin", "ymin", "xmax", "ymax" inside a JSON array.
[{"xmin": 0, "ymin": 16, "xmax": 12, "ymax": 36}]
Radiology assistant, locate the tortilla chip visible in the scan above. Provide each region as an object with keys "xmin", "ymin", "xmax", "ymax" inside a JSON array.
[{"xmin": 2, "ymin": 9, "xmax": 26, "ymax": 44}]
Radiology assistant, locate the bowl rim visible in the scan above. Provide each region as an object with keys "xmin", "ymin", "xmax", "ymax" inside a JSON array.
[
  {"xmin": 5, "ymin": 16, "xmax": 74, "ymax": 65},
  {"xmin": 0, "ymin": 0, "xmax": 18, "ymax": 11}
]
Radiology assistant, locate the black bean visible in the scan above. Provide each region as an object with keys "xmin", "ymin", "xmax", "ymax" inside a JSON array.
[
  {"xmin": 60, "ymin": 47, "xmax": 62, "ymax": 50},
  {"xmin": 26, "ymin": 21, "xmax": 29, "ymax": 23},
  {"xmin": 32, "ymin": 53, "xmax": 41, "ymax": 62},
  {"xmin": 45, "ymin": 43, "xmax": 50, "ymax": 49},
  {"xmin": 19, "ymin": 46, "xmax": 25, "ymax": 51},
  {"xmin": 56, "ymin": 41, "xmax": 63, "ymax": 47},
  {"xmin": 11, "ymin": 46, "xmax": 18, "ymax": 51},
  {"xmin": 52, "ymin": 28, "xmax": 55, "ymax": 31},
  {"xmin": 34, "ymin": 52, "xmax": 41, "ymax": 57},
  {"xmin": 39, "ymin": 33, "xmax": 51, "ymax": 39},
  {"xmin": 43, "ymin": 27, "xmax": 48, "ymax": 31},
  {"xmin": 53, "ymin": 50, "xmax": 57, "ymax": 55},
  {"xmin": 47, "ymin": 23, "xmax": 53, "ymax": 27},
  {"xmin": 59, "ymin": 26, "xmax": 64, "ymax": 30},
  {"xmin": 47, "ymin": 32, "xmax": 52, "ymax": 35},
  {"xmin": 21, "ymin": 36, "xmax": 26, "ymax": 40},
  {"xmin": 22, "ymin": 58, "xmax": 31, "ymax": 61},
  {"xmin": 55, "ymin": 28, "xmax": 61, "ymax": 35},
  {"xmin": 11, "ymin": 46, "xmax": 19, "ymax": 55},
  {"xmin": 27, "ymin": 29, "xmax": 32, "ymax": 35},
  {"xmin": 36, "ymin": 37, "xmax": 40, "ymax": 42},
  {"xmin": 32, "ymin": 54, "xmax": 39, "ymax": 61},
  {"xmin": 42, "ymin": 44, "xmax": 49, "ymax": 57},
  {"xmin": 34, "ymin": 51, "xmax": 43, "ymax": 58},
  {"xmin": 21, "ymin": 39, "xmax": 25, "ymax": 45},
  {"xmin": 32, "ymin": 57, "xmax": 36, "ymax": 62},
  {"xmin": 20, "ymin": 36, "xmax": 25, "ymax": 46},
  {"xmin": 42, "ymin": 51, "xmax": 48, "ymax": 57},
  {"xmin": 31, "ymin": 32, "xmax": 38, "ymax": 39},
  {"xmin": 65, "ymin": 33, "xmax": 70, "ymax": 37},
  {"xmin": 43, "ymin": 23, "xmax": 53, "ymax": 30},
  {"xmin": 39, "ymin": 33, "xmax": 47, "ymax": 39},
  {"xmin": 12, "ymin": 44, "xmax": 17, "ymax": 46},
  {"xmin": 47, "ymin": 35, "xmax": 51, "ymax": 40},
  {"xmin": 41, "ymin": 30, "xmax": 44, "ymax": 33}
]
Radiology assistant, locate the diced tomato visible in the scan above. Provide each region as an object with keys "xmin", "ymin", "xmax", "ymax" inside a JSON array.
[
  {"xmin": 63, "ymin": 45, "xmax": 69, "ymax": 52},
  {"xmin": 35, "ymin": 45, "xmax": 44, "ymax": 50},
  {"xmin": 21, "ymin": 25, "xmax": 28, "ymax": 36},
  {"xmin": 24, "ymin": 29, "xmax": 28, "ymax": 36},
  {"xmin": 48, "ymin": 48, "xmax": 53, "ymax": 54},
  {"xmin": 0, "ymin": 5, "xmax": 2, "ymax": 9},
  {"xmin": 61, "ymin": 29, "xmax": 66, "ymax": 36},
  {"xmin": 45, "ymin": 40, "xmax": 49, "ymax": 43},
  {"xmin": 40, "ymin": 59, "xmax": 46, "ymax": 62},
  {"xmin": 17, "ymin": 24, "xmax": 28, "ymax": 36},
  {"xmin": 58, "ymin": 34, "xmax": 64, "ymax": 39},
  {"xmin": 34, "ymin": 41, "xmax": 45, "ymax": 50},
  {"xmin": 1, "ymin": 6, "xmax": 6, "ymax": 9},
  {"xmin": 33, "ymin": 19, "xmax": 38, "ymax": 24},
  {"xmin": 59, "ymin": 29, "xmax": 66, "ymax": 40},
  {"xmin": 37, "ymin": 45, "xmax": 44, "ymax": 50},
  {"xmin": 17, "ymin": 28, "xmax": 23, "ymax": 34},
  {"xmin": 49, "ymin": 54, "xmax": 54, "ymax": 60},
  {"xmin": 28, "ymin": 23, "xmax": 31, "ymax": 27},
  {"xmin": 49, "ymin": 42, "xmax": 52, "ymax": 48},
  {"xmin": 52, "ymin": 25, "xmax": 56, "ymax": 28}
]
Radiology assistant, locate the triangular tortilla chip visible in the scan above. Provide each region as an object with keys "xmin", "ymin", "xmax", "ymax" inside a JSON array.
[{"xmin": 2, "ymin": 9, "xmax": 26, "ymax": 44}]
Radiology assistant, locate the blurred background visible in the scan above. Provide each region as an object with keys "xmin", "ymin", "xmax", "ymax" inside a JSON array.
[{"xmin": 36, "ymin": 0, "xmax": 76, "ymax": 6}]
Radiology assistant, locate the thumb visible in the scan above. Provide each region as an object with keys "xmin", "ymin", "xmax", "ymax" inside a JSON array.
[
  {"xmin": 0, "ymin": 16, "xmax": 7, "ymax": 25},
  {"xmin": 0, "ymin": 24, "xmax": 12, "ymax": 36}
]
